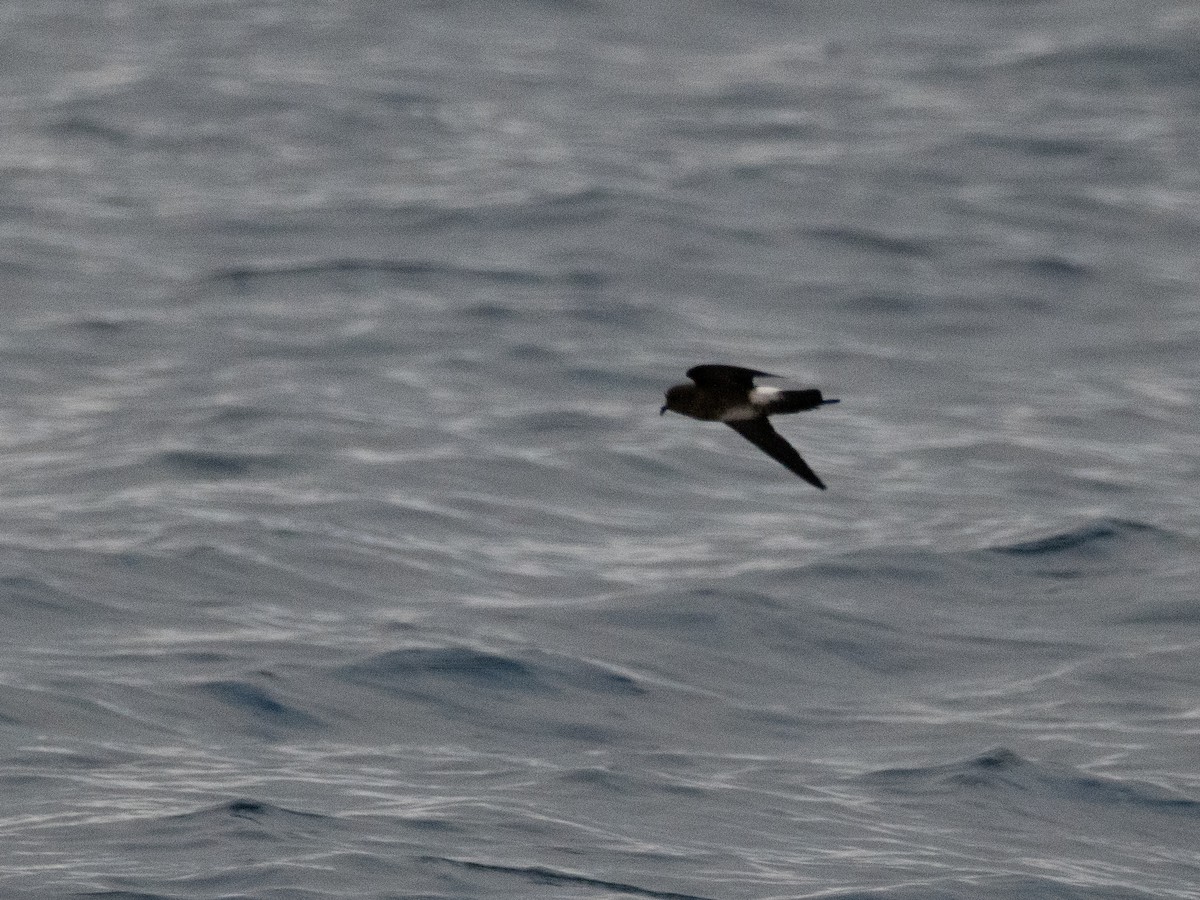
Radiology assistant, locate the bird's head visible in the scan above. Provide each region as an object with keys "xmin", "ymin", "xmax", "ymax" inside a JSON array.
[{"xmin": 661, "ymin": 383, "xmax": 687, "ymax": 416}]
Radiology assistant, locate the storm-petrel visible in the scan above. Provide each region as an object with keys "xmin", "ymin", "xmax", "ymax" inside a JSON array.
[{"xmin": 661, "ymin": 364, "xmax": 838, "ymax": 489}]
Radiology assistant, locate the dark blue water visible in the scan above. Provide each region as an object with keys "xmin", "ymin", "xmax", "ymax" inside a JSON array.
[{"xmin": 2, "ymin": 1, "xmax": 1199, "ymax": 897}]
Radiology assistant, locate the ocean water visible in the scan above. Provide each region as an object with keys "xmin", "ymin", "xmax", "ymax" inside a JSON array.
[{"xmin": 2, "ymin": 1, "xmax": 1199, "ymax": 897}]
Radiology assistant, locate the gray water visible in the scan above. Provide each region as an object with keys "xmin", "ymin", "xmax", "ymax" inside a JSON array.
[{"xmin": 2, "ymin": 1, "xmax": 1199, "ymax": 898}]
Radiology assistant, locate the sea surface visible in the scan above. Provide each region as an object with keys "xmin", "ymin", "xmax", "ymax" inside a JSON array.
[{"xmin": 2, "ymin": 1, "xmax": 1199, "ymax": 898}]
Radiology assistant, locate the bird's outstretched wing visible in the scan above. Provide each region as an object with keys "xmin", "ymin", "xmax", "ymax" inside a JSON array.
[
  {"xmin": 726, "ymin": 418, "xmax": 827, "ymax": 489},
  {"xmin": 687, "ymin": 364, "xmax": 776, "ymax": 390}
]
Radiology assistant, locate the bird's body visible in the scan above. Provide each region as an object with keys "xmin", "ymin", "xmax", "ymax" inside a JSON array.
[{"xmin": 661, "ymin": 364, "xmax": 837, "ymax": 489}]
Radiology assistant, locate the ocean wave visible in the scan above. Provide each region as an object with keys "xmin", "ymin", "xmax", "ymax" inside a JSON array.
[
  {"xmin": 991, "ymin": 518, "xmax": 1171, "ymax": 558},
  {"xmin": 168, "ymin": 798, "xmax": 331, "ymax": 825},
  {"xmin": 817, "ymin": 879, "xmax": 1154, "ymax": 900},
  {"xmin": 810, "ymin": 225, "xmax": 941, "ymax": 259},
  {"xmin": 1000, "ymin": 35, "xmax": 1200, "ymax": 88},
  {"xmin": 200, "ymin": 257, "xmax": 610, "ymax": 290},
  {"xmin": 866, "ymin": 747, "xmax": 1200, "ymax": 814},
  {"xmin": 154, "ymin": 449, "xmax": 292, "ymax": 479},
  {"xmin": 430, "ymin": 857, "xmax": 718, "ymax": 900},
  {"xmin": 186, "ymin": 679, "xmax": 325, "ymax": 730},
  {"xmin": 335, "ymin": 645, "xmax": 647, "ymax": 699}
]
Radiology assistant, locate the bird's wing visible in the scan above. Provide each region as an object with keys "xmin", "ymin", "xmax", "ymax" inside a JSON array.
[
  {"xmin": 687, "ymin": 364, "xmax": 777, "ymax": 390},
  {"xmin": 726, "ymin": 418, "xmax": 827, "ymax": 489}
]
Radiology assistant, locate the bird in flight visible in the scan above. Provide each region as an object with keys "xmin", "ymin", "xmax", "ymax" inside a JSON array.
[{"xmin": 661, "ymin": 364, "xmax": 838, "ymax": 489}]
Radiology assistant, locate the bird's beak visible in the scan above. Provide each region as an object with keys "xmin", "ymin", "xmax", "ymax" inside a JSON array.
[{"xmin": 659, "ymin": 404, "xmax": 668, "ymax": 415}]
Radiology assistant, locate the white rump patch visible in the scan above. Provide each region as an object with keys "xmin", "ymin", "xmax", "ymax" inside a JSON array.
[{"xmin": 749, "ymin": 386, "xmax": 782, "ymax": 406}]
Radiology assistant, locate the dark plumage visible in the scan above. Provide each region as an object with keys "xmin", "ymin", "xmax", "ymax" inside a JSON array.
[{"xmin": 661, "ymin": 364, "xmax": 838, "ymax": 489}]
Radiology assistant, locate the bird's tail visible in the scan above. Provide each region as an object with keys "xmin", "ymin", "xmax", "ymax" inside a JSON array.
[{"xmin": 766, "ymin": 390, "xmax": 839, "ymax": 415}]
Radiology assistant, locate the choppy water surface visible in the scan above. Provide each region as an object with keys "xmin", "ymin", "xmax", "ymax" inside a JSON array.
[{"xmin": 2, "ymin": 1, "xmax": 1199, "ymax": 898}]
